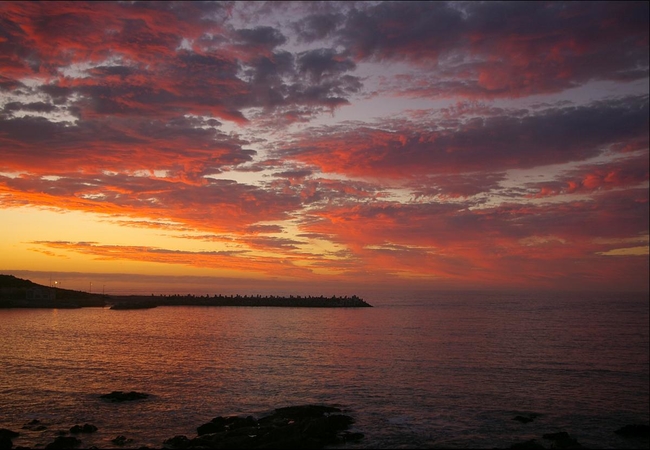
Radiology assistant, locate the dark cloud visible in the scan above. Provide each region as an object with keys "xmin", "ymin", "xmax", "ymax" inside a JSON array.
[
  {"xmin": 297, "ymin": 48, "xmax": 356, "ymax": 83},
  {"xmin": 0, "ymin": 113, "xmax": 257, "ymax": 176},
  {"xmin": 292, "ymin": 12, "xmax": 343, "ymax": 42},
  {"xmin": 2, "ymin": 101, "xmax": 57, "ymax": 114},
  {"xmin": 409, "ymin": 172, "xmax": 507, "ymax": 199},
  {"xmin": 278, "ymin": 95, "xmax": 649, "ymax": 177},
  {"xmin": 235, "ymin": 26, "xmax": 287, "ymax": 50},
  {"xmin": 333, "ymin": 1, "xmax": 649, "ymax": 97},
  {"xmin": 0, "ymin": 172, "xmax": 303, "ymax": 233},
  {"xmin": 339, "ymin": 2, "xmax": 464, "ymax": 61},
  {"xmin": 273, "ymin": 169, "xmax": 314, "ymax": 179}
]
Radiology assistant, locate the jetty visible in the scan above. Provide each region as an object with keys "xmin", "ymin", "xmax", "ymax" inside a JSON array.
[
  {"xmin": 109, "ymin": 293, "xmax": 372, "ymax": 309},
  {"xmin": 0, "ymin": 275, "xmax": 372, "ymax": 308}
]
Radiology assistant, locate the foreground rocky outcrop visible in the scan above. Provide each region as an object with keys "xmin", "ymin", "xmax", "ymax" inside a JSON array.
[
  {"xmin": 614, "ymin": 423, "xmax": 650, "ymax": 438},
  {"xmin": 69, "ymin": 424, "xmax": 97, "ymax": 434},
  {"xmin": 0, "ymin": 429, "xmax": 19, "ymax": 450},
  {"xmin": 163, "ymin": 404, "xmax": 363, "ymax": 449},
  {"xmin": 44, "ymin": 436, "xmax": 81, "ymax": 449},
  {"xmin": 509, "ymin": 431, "xmax": 584, "ymax": 449}
]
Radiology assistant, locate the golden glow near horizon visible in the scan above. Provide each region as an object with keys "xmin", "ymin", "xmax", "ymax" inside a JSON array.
[{"xmin": 1, "ymin": 2, "xmax": 648, "ymax": 292}]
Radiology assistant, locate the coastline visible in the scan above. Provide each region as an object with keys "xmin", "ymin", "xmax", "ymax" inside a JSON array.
[{"xmin": 0, "ymin": 275, "xmax": 372, "ymax": 309}]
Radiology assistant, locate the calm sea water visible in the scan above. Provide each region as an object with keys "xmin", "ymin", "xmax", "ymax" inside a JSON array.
[{"xmin": 0, "ymin": 290, "xmax": 648, "ymax": 449}]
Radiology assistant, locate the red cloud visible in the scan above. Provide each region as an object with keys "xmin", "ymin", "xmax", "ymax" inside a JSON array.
[
  {"xmin": 0, "ymin": 172, "xmax": 302, "ymax": 234},
  {"xmin": 529, "ymin": 154, "xmax": 649, "ymax": 198},
  {"xmin": 334, "ymin": 2, "xmax": 648, "ymax": 98},
  {"xmin": 278, "ymin": 97, "xmax": 649, "ymax": 178},
  {"xmin": 293, "ymin": 188, "xmax": 649, "ymax": 290},
  {"xmin": 31, "ymin": 241, "xmax": 314, "ymax": 279}
]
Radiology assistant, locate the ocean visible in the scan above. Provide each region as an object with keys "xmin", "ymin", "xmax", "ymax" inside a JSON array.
[{"xmin": 0, "ymin": 290, "xmax": 648, "ymax": 449}]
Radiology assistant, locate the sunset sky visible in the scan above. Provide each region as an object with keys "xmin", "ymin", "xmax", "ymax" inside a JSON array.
[{"xmin": 1, "ymin": 1, "xmax": 648, "ymax": 294}]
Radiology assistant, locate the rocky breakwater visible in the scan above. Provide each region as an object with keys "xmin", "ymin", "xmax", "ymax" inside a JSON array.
[
  {"xmin": 163, "ymin": 404, "xmax": 364, "ymax": 449},
  {"xmin": 108, "ymin": 294, "xmax": 373, "ymax": 309}
]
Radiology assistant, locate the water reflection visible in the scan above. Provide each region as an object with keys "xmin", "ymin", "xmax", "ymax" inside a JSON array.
[{"xmin": 0, "ymin": 292, "xmax": 647, "ymax": 449}]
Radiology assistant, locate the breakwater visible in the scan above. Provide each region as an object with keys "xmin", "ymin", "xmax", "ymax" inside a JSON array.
[{"xmin": 109, "ymin": 294, "xmax": 372, "ymax": 309}]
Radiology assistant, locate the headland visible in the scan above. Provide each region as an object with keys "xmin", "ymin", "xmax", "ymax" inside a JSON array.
[{"xmin": 0, "ymin": 275, "xmax": 372, "ymax": 309}]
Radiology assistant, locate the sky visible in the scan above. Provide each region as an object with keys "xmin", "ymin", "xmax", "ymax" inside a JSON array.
[{"xmin": 0, "ymin": 1, "xmax": 648, "ymax": 294}]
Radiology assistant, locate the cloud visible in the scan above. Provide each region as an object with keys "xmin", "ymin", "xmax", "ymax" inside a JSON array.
[
  {"xmin": 0, "ymin": 172, "xmax": 302, "ymax": 234},
  {"xmin": 292, "ymin": 186, "xmax": 649, "ymax": 289},
  {"xmin": 292, "ymin": 12, "xmax": 343, "ymax": 43},
  {"xmin": 0, "ymin": 1, "xmax": 647, "ymax": 291},
  {"xmin": 30, "ymin": 241, "xmax": 314, "ymax": 278},
  {"xmin": 278, "ymin": 96, "xmax": 649, "ymax": 178},
  {"xmin": 0, "ymin": 114, "xmax": 256, "ymax": 178},
  {"xmin": 332, "ymin": 1, "xmax": 648, "ymax": 97},
  {"xmin": 0, "ymin": 1, "xmax": 364, "ymax": 130},
  {"xmin": 527, "ymin": 153, "xmax": 649, "ymax": 197}
]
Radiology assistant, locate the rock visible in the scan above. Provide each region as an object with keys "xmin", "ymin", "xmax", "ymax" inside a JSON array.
[
  {"xmin": 513, "ymin": 414, "xmax": 539, "ymax": 424},
  {"xmin": 514, "ymin": 416, "xmax": 534, "ymax": 424},
  {"xmin": 188, "ymin": 404, "xmax": 360, "ymax": 449},
  {"xmin": 542, "ymin": 431, "xmax": 582, "ymax": 449},
  {"xmin": 163, "ymin": 435, "xmax": 190, "ymax": 449},
  {"xmin": 111, "ymin": 435, "xmax": 134, "ymax": 446},
  {"xmin": 340, "ymin": 431, "xmax": 364, "ymax": 442},
  {"xmin": 274, "ymin": 405, "xmax": 341, "ymax": 419},
  {"xmin": 0, "ymin": 430, "xmax": 18, "ymax": 440},
  {"xmin": 510, "ymin": 439, "xmax": 546, "ymax": 449},
  {"xmin": 197, "ymin": 415, "xmax": 257, "ymax": 436},
  {"xmin": 69, "ymin": 424, "xmax": 97, "ymax": 434},
  {"xmin": 21, "ymin": 419, "xmax": 46, "ymax": 432},
  {"xmin": 100, "ymin": 391, "xmax": 149, "ymax": 402},
  {"xmin": 0, "ymin": 436, "xmax": 13, "ymax": 450},
  {"xmin": 614, "ymin": 424, "xmax": 650, "ymax": 438},
  {"xmin": 196, "ymin": 416, "xmax": 227, "ymax": 436},
  {"xmin": 44, "ymin": 436, "xmax": 81, "ymax": 449}
]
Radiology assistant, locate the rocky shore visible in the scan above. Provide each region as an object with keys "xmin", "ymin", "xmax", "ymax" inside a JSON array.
[
  {"xmin": 2, "ymin": 404, "xmax": 648, "ymax": 450},
  {"xmin": 0, "ymin": 403, "xmax": 365, "ymax": 450}
]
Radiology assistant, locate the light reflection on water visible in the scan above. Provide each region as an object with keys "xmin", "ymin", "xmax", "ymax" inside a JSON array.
[{"xmin": 0, "ymin": 290, "xmax": 648, "ymax": 449}]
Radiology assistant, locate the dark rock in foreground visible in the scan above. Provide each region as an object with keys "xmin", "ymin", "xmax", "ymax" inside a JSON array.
[
  {"xmin": 111, "ymin": 435, "xmax": 134, "ymax": 446},
  {"xmin": 614, "ymin": 424, "xmax": 650, "ymax": 438},
  {"xmin": 509, "ymin": 439, "xmax": 546, "ymax": 450},
  {"xmin": 100, "ymin": 391, "xmax": 149, "ymax": 402},
  {"xmin": 69, "ymin": 424, "xmax": 97, "ymax": 434},
  {"xmin": 165, "ymin": 404, "xmax": 363, "ymax": 449},
  {"xmin": 0, "ymin": 436, "xmax": 14, "ymax": 450},
  {"xmin": 44, "ymin": 436, "xmax": 81, "ymax": 449},
  {"xmin": 0, "ymin": 430, "xmax": 19, "ymax": 439},
  {"xmin": 21, "ymin": 420, "xmax": 46, "ymax": 432},
  {"xmin": 513, "ymin": 413, "xmax": 539, "ymax": 424},
  {"xmin": 542, "ymin": 431, "xmax": 583, "ymax": 449},
  {"xmin": 164, "ymin": 435, "xmax": 191, "ymax": 448}
]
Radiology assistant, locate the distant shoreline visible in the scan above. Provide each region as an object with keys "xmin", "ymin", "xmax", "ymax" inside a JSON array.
[{"xmin": 0, "ymin": 274, "xmax": 372, "ymax": 309}]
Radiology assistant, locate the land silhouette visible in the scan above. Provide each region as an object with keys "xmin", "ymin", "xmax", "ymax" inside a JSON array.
[{"xmin": 0, "ymin": 274, "xmax": 372, "ymax": 309}]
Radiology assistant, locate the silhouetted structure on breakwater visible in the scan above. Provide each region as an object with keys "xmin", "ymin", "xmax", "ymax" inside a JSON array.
[{"xmin": 109, "ymin": 293, "xmax": 372, "ymax": 309}]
